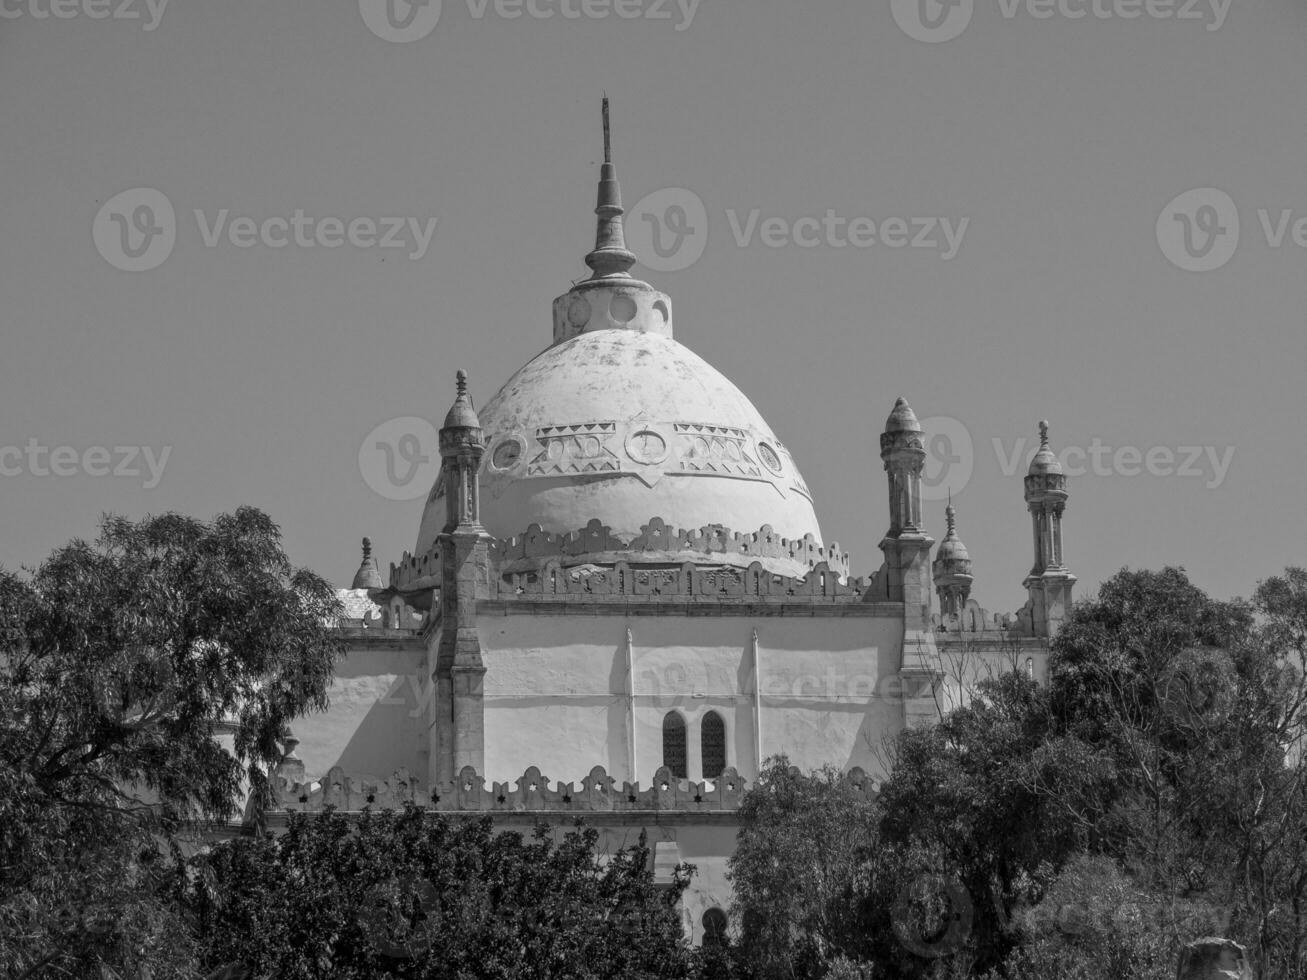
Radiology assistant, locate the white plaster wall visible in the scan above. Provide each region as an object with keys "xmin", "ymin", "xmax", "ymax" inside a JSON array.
[
  {"xmin": 936, "ymin": 643, "xmax": 1051, "ymax": 716},
  {"xmin": 478, "ymin": 612, "xmax": 904, "ymax": 787},
  {"xmin": 480, "ymin": 618, "xmax": 628, "ymax": 781},
  {"xmin": 289, "ymin": 644, "xmax": 426, "ymax": 782}
]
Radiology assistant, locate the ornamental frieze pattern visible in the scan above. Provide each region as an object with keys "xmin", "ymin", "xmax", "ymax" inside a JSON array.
[{"xmin": 484, "ymin": 419, "xmax": 796, "ymax": 488}]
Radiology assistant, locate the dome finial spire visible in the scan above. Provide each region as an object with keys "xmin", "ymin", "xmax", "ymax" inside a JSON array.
[
  {"xmin": 603, "ymin": 93, "xmax": 612, "ymax": 165},
  {"xmin": 584, "ymin": 96, "xmax": 638, "ymax": 280}
]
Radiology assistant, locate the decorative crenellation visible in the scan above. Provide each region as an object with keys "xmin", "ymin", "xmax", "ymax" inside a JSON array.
[
  {"xmin": 500, "ymin": 558, "xmax": 864, "ymax": 600},
  {"xmin": 489, "ymin": 517, "xmax": 850, "ymax": 577},
  {"xmin": 390, "ymin": 548, "xmax": 441, "ymax": 593},
  {"xmin": 387, "ymin": 517, "xmax": 852, "ymax": 595},
  {"xmin": 932, "ymin": 599, "xmax": 1018, "ymax": 634},
  {"xmin": 269, "ymin": 762, "xmax": 879, "ymax": 815}
]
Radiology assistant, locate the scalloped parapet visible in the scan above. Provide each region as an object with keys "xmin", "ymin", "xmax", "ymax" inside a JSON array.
[
  {"xmin": 389, "ymin": 517, "xmax": 853, "ymax": 596},
  {"xmin": 270, "ymin": 762, "xmax": 880, "ymax": 815},
  {"xmin": 931, "ymin": 598, "xmax": 1019, "ymax": 635},
  {"xmin": 273, "ymin": 764, "xmax": 422, "ymax": 813},
  {"xmin": 273, "ymin": 763, "xmax": 746, "ymax": 814},
  {"xmin": 390, "ymin": 548, "xmax": 441, "ymax": 595}
]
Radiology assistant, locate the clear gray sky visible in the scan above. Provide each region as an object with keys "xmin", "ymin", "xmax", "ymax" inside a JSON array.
[{"xmin": 1, "ymin": 0, "xmax": 1304, "ymax": 610}]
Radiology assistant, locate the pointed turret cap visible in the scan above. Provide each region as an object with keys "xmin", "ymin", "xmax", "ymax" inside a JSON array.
[
  {"xmin": 1027, "ymin": 420, "xmax": 1063, "ymax": 476},
  {"xmin": 351, "ymin": 537, "xmax": 384, "ymax": 590},
  {"xmin": 583, "ymin": 96, "xmax": 639, "ymax": 280},
  {"xmin": 935, "ymin": 499, "xmax": 971, "ymax": 563},
  {"xmin": 443, "ymin": 369, "xmax": 481, "ymax": 430},
  {"xmin": 884, "ymin": 397, "xmax": 923, "ymax": 434}
]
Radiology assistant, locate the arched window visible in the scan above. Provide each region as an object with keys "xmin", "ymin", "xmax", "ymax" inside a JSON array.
[
  {"xmin": 662, "ymin": 712, "xmax": 687, "ymax": 779},
  {"xmin": 701, "ymin": 711, "xmax": 726, "ymax": 779},
  {"xmin": 702, "ymin": 907, "xmax": 728, "ymax": 946}
]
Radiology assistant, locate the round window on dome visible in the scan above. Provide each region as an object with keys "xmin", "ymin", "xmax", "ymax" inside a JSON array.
[
  {"xmin": 625, "ymin": 428, "xmax": 668, "ymax": 465},
  {"xmin": 490, "ymin": 436, "xmax": 525, "ymax": 472},
  {"xmin": 757, "ymin": 442, "xmax": 783, "ymax": 474}
]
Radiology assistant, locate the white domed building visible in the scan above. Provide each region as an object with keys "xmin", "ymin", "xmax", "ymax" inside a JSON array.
[{"xmin": 269, "ymin": 106, "xmax": 1078, "ymax": 940}]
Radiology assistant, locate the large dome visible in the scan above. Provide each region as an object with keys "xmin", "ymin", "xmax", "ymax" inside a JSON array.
[
  {"xmin": 414, "ymin": 314, "xmax": 823, "ymax": 560},
  {"xmin": 415, "ymin": 117, "xmax": 824, "ymax": 568}
]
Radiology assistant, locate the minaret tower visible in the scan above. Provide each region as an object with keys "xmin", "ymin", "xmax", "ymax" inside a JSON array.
[
  {"xmin": 882, "ymin": 397, "xmax": 926, "ymax": 537},
  {"xmin": 877, "ymin": 397, "xmax": 943, "ymax": 728},
  {"xmin": 933, "ymin": 497, "xmax": 974, "ymax": 619},
  {"xmin": 1022, "ymin": 420, "xmax": 1075, "ymax": 636},
  {"xmin": 433, "ymin": 370, "xmax": 492, "ymax": 788},
  {"xmin": 551, "ymin": 98, "xmax": 675, "ymax": 346}
]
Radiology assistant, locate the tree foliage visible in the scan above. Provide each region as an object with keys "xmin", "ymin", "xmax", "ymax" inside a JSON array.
[
  {"xmin": 185, "ymin": 806, "xmax": 698, "ymax": 980},
  {"xmin": 0, "ymin": 508, "xmax": 345, "ymax": 978},
  {"xmin": 728, "ymin": 760, "xmax": 881, "ymax": 979},
  {"xmin": 728, "ymin": 566, "xmax": 1307, "ymax": 980}
]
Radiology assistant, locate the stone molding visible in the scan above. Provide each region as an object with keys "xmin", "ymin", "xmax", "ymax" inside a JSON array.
[{"xmin": 501, "ymin": 558, "xmax": 863, "ymax": 601}]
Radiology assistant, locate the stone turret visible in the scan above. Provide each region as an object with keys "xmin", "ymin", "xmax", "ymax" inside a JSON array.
[
  {"xmin": 433, "ymin": 370, "xmax": 492, "ymax": 789},
  {"xmin": 1021, "ymin": 420, "xmax": 1075, "ymax": 637},
  {"xmin": 877, "ymin": 397, "xmax": 942, "ymax": 728},
  {"xmin": 933, "ymin": 499, "xmax": 973, "ymax": 618}
]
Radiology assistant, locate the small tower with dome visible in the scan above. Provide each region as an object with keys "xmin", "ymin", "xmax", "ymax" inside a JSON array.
[
  {"xmin": 933, "ymin": 498, "xmax": 974, "ymax": 619},
  {"xmin": 1021, "ymin": 420, "xmax": 1076, "ymax": 636}
]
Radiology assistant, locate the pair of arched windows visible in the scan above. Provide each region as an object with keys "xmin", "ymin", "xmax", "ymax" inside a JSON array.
[{"xmin": 662, "ymin": 711, "xmax": 726, "ymax": 780}]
